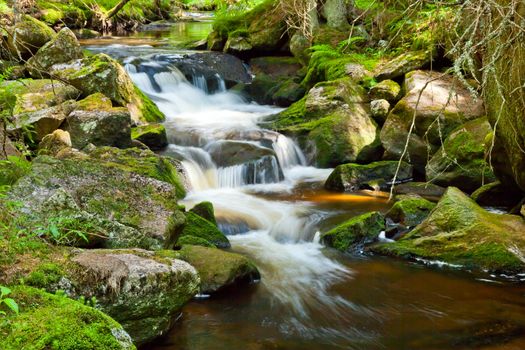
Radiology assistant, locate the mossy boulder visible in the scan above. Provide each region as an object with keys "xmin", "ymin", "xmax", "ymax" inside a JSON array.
[
  {"xmin": 26, "ymin": 27, "xmax": 84, "ymax": 78},
  {"xmin": 322, "ymin": 212, "xmax": 385, "ymax": 252},
  {"xmin": 372, "ymin": 187, "xmax": 525, "ymax": 274},
  {"xmin": 370, "ymin": 99, "xmax": 390, "ymax": 123},
  {"xmin": 49, "ymin": 53, "xmax": 165, "ymax": 123},
  {"xmin": 369, "ymin": 79, "xmax": 401, "ymax": 102},
  {"xmin": 179, "ymin": 211, "xmax": 230, "ymax": 249},
  {"xmin": 392, "ymin": 181, "xmax": 446, "ymax": 201},
  {"xmin": 9, "ymin": 147, "xmax": 186, "ymax": 250},
  {"xmin": 426, "ymin": 117, "xmax": 496, "ymax": 193},
  {"xmin": 380, "ymin": 71, "xmax": 485, "ymax": 172},
  {"xmin": 270, "ymin": 78, "xmax": 382, "ymax": 167},
  {"xmin": 0, "ymin": 286, "xmax": 135, "ymax": 350},
  {"xmin": 177, "ymin": 245, "xmax": 259, "ymax": 294},
  {"xmin": 131, "ymin": 124, "xmax": 168, "ymax": 151},
  {"xmin": 190, "ymin": 201, "xmax": 217, "ymax": 226},
  {"xmin": 325, "ymin": 161, "xmax": 413, "ymax": 192},
  {"xmin": 7, "ymin": 15, "xmax": 55, "ymax": 59},
  {"xmin": 386, "ymin": 194, "xmax": 436, "ymax": 227},
  {"xmin": 375, "ymin": 51, "xmax": 432, "ymax": 81},
  {"xmin": 471, "ymin": 181, "xmax": 523, "ymax": 208},
  {"xmin": 70, "ymin": 249, "xmax": 200, "ymax": 345},
  {"xmin": 38, "ymin": 129, "xmax": 72, "ymax": 156}
]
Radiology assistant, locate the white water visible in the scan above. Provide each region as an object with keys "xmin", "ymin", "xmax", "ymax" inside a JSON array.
[{"xmin": 126, "ymin": 60, "xmax": 350, "ymax": 317}]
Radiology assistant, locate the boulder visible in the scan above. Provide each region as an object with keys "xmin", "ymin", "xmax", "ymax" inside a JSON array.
[
  {"xmin": 206, "ymin": 140, "xmax": 275, "ymax": 167},
  {"xmin": 179, "ymin": 211, "xmax": 230, "ymax": 249},
  {"xmin": 176, "ymin": 245, "xmax": 259, "ymax": 294},
  {"xmin": 471, "ymin": 181, "xmax": 524, "ymax": 208},
  {"xmin": 386, "ymin": 194, "xmax": 436, "ymax": 227},
  {"xmin": 70, "ymin": 249, "xmax": 200, "ymax": 345},
  {"xmin": 372, "ymin": 187, "xmax": 525, "ymax": 274},
  {"xmin": 425, "ymin": 117, "xmax": 496, "ymax": 193},
  {"xmin": 7, "ymin": 15, "xmax": 55, "ymax": 59},
  {"xmin": 190, "ymin": 201, "xmax": 217, "ymax": 226},
  {"xmin": 131, "ymin": 124, "xmax": 168, "ymax": 150},
  {"xmin": 27, "ymin": 27, "xmax": 84, "ymax": 78},
  {"xmin": 369, "ymin": 79, "xmax": 401, "ymax": 102},
  {"xmin": 72, "ymin": 29, "xmax": 102, "ymax": 39},
  {"xmin": 38, "ymin": 129, "xmax": 72, "ymax": 156},
  {"xmin": 325, "ymin": 161, "xmax": 413, "ymax": 192},
  {"xmin": 322, "ymin": 212, "xmax": 385, "ymax": 252},
  {"xmin": 290, "ymin": 32, "xmax": 310, "ymax": 65},
  {"xmin": 370, "ymin": 99, "xmax": 390, "ymax": 123},
  {"xmin": 271, "ymin": 78, "xmax": 382, "ymax": 167},
  {"xmin": 49, "ymin": 53, "xmax": 165, "ymax": 123},
  {"xmin": 380, "ymin": 71, "xmax": 485, "ymax": 172},
  {"xmin": 375, "ymin": 51, "xmax": 431, "ymax": 81},
  {"xmin": 0, "ymin": 286, "xmax": 135, "ymax": 350},
  {"xmin": 9, "ymin": 147, "xmax": 186, "ymax": 250},
  {"xmin": 392, "ymin": 181, "xmax": 446, "ymax": 201}
]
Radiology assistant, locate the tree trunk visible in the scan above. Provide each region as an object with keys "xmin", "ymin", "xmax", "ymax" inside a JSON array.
[{"xmin": 106, "ymin": 0, "xmax": 132, "ymax": 19}]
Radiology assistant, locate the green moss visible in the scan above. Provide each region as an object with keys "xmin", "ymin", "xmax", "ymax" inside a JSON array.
[
  {"xmin": 322, "ymin": 211, "xmax": 385, "ymax": 252},
  {"xmin": 76, "ymin": 93, "xmax": 113, "ymax": 111},
  {"xmin": 41, "ymin": 8, "xmax": 64, "ymax": 25},
  {"xmin": 0, "ymin": 286, "xmax": 135, "ymax": 350},
  {"xmin": 177, "ymin": 235, "xmax": 215, "ymax": 248},
  {"xmin": 387, "ymin": 195, "xmax": 436, "ymax": 227},
  {"xmin": 24, "ymin": 263, "xmax": 65, "ymax": 288},
  {"xmin": 133, "ymin": 87, "xmax": 165, "ymax": 123},
  {"xmin": 189, "ymin": 201, "xmax": 217, "ymax": 226},
  {"xmin": 179, "ymin": 212, "xmax": 230, "ymax": 248}
]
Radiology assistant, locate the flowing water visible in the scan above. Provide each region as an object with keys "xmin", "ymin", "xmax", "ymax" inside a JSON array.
[{"xmin": 82, "ymin": 22, "xmax": 525, "ymax": 350}]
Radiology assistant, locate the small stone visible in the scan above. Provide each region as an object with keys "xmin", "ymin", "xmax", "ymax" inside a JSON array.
[{"xmin": 370, "ymin": 99, "xmax": 390, "ymax": 122}]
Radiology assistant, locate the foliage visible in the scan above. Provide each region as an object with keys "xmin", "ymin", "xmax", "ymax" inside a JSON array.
[
  {"xmin": 0, "ymin": 286, "xmax": 19, "ymax": 316},
  {"xmin": 0, "ymin": 156, "xmax": 32, "ymax": 187}
]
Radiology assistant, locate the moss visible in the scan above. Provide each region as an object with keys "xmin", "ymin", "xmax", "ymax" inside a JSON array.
[
  {"xmin": 386, "ymin": 195, "xmax": 436, "ymax": 227},
  {"xmin": 189, "ymin": 201, "xmax": 217, "ymax": 226},
  {"xmin": 177, "ymin": 235, "xmax": 215, "ymax": 248},
  {"xmin": 179, "ymin": 212, "xmax": 230, "ymax": 248},
  {"xmin": 372, "ymin": 188, "xmax": 525, "ymax": 274},
  {"xmin": 0, "ymin": 286, "xmax": 135, "ymax": 350},
  {"xmin": 133, "ymin": 87, "xmax": 165, "ymax": 123},
  {"xmin": 24, "ymin": 263, "xmax": 65, "ymax": 288},
  {"xmin": 41, "ymin": 8, "xmax": 64, "ymax": 25},
  {"xmin": 322, "ymin": 211, "xmax": 385, "ymax": 252},
  {"xmin": 76, "ymin": 93, "xmax": 113, "ymax": 111}
]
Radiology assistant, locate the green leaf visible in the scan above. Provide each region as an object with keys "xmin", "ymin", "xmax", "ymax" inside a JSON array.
[
  {"xmin": 0, "ymin": 286, "xmax": 11, "ymax": 298},
  {"xmin": 3, "ymin": 298, "xmax": 19, "ymax": 314}
]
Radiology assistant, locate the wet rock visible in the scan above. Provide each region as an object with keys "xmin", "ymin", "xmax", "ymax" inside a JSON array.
[
  {"xmin": 206, "ymin": 140, "xmax": 275, "ymax": 167},
  {"xmin": 369, "ymin": 79, "xmax": 401, "ymax": 102},
  {"xmin": 471, "ymin": 181, "xmax": 523, "ymax": 208},
  {"xmin": 1, "ymin": 286, "xmax": 135, "ymax": 350},
  {"xmin": 7, "ymin": 15, "xmax": 55, "ymax": 59},
  {"xmin": 50, "ymin": 53, "xmax": 165, "ymax": 123},
  {"xmin": 38, "ymin": 129, "xmax": 72, "ymax": 156},
  {"xmin": 381, "ymin": 70, "xmax": 485, "ymax": 172},
  {"xmin": 370, "ymin": 99, "xmax": 390, "ymax": 123},
  {"xmin": 372, "ymin": 187, "xmax": 525, "ymax": 274},
  {"xmin": 179, "ymin": 211, "xmax": 230, "ymax": 249},
  {"xmin": 426, "ymin": 117, "xmax": 496, "ymax": 193},
  {"xmin": 375, "ymin": 51, "xmax": 432, "ymax": 81},
  {"xmin": 386, "ymin": 194, "xmax": 436, "ymax": 227},
  {"xmin": 71, "ymin": 249, "xmax": 199, "ymax": 345},
  {"xmin": 190, "ymin": 201, "xmax": 217, "ymax": 226},
  {"xmin": 271, "ymin": 78, "xmax": 382, "ymax": 167},
  {"xmin": 131, "ymin": 124, "xmax": 168, "ymax": 151},
  {"xmin": 176, "ymin": 245, "xmax": 259, "ymax": 294},
  {"xmin": 392, "ymin": 181, "xmax": 446, "ymax": 201},
  {"xmin": 325, "ymin": 161, "xmax": 413, "ymax": 192},
  {"xmin": 27, "ymin": 27, "xmax": 84, "ymax": 78},
  {"xmin": 322, "ymin": 212, "xmax": 385, "ymax": 252}
]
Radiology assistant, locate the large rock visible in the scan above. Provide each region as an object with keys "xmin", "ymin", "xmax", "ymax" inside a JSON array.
[
  {"xmin": 50, "ymin": 53, "xmax": 165, "ymax": 123},
  {"xmin": 9, "ymin": 147, "xmax": 186, "ymax": 250},
  {"xmin": 71, "ymin": 249, "xmax": 199, "ymax": 345},
  {"xmin": 65, "ymin": 94, "xmax": 132, "ymax": 149},
  {"xmin": 0, "ymin": 286, "xmax": 135, "ymax": 350},
  {"xmin": 426, "ymin": 117, "xmax": 496, "ymax": 193},
  {"xmin": 271, "ymin": 78, "xmax": 382, "ymax": 167},
  {"xmin": 322, "ymin": 212, "xmax": 385, "ymax": 252},
  {"xmin": 375, "ymin": 51, "xmax": 431, "ymax": 81},
  {"xmin": 369, "ymin": 79, "xmax": 401, "ymax": 102},
  {"xmin": 176, "ymin": 245, "xmax": 259, "ymax": 294},
  {"xmin": 131, "ymin": 124, "xmax": 168, "ymax": 150},
  {"xmin": 386, "ymin": 194, "xmax": 436, "ymax": 227},
  {"xmin": 325, "ymin": 161, "xmax": 413, "ymax": 192},
  {"xmin": 372, "ymin": 187, "xmax": 525, "ymax": 274},
  {"xmin": 26, "ymin": 27, "xmax": 84, "ymax": 78},
  {"xmin": 471, "ymin": 181, "xmax": 523, "ymax": 208},
  {"xmin": 380, "ymin": 71, "xmax": 485, "ymax": 172},
  {"xmin": 7, "ymin": 15, "xmax": 55, "ymax": 59},
  {"xmin": 179, "ymin": 211, "xmax": 230, "ymax": 249},
  {"xmin": 206, "ymin": 140, "xmax": 275, "ymax": 167}
]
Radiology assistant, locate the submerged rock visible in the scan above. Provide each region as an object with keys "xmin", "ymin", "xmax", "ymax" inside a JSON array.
[
  {"xmin": 325, "ymin": 161, "xmax": 413, "ymax": 192},
  {"xmin": 0, "ymin": 286, "xmax": 135, "ymax": 350},
  {"xmin": 372, "ymin": 187, "xmax": 525, "ymax": 274},
  {"xmin": 71, "ymin": 249, "xmax": 199, "ymax": 345},
  {"xmin": 322, "ymin": 212, "xmax": 385, "ymax": 252},
  {"xmin": 176, "ymin": 245, "xmax": 259, "ymax": 294},
  {"xmin": 381, "ymin": 70, "xmax": 485, "ymax": 172}
]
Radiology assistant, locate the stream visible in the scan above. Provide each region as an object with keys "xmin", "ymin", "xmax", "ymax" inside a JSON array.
[{"xmin": 82, "ymin": 19, "xmax": 525, "ymax": 350}]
